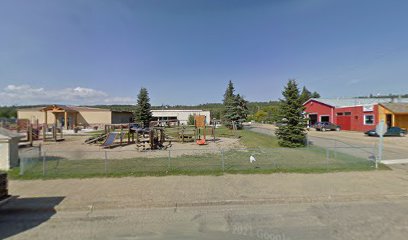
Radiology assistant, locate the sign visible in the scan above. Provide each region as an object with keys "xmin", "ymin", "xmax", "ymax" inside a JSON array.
[
  {"xmin": 375, "ymin": 121, "xmax": 387, "ymax": 136},
  {"xmin": 363, "ymin": 105, "xmax": 374, "ymax": 112}
]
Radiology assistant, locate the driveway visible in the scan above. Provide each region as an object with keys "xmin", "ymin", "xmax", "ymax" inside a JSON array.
[{"xmin": 249, "ymin": 124, "xmax": 408, "ymax": 161}]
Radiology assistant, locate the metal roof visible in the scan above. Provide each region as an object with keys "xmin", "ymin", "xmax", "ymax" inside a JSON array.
[
  {"xmin": 306, "ymin": 98, "xmax": 408, "ymax": 108},
  {"xmin": 151, "ymin": 110, "xmax": 209, "ymax": 112},
  {"xmin": 380, "ymin": 103, "xmax": 408, "ymax": 113},
  {"xmin": 18, "ymin": 105, "xmax": 111, "ymax": 112}
]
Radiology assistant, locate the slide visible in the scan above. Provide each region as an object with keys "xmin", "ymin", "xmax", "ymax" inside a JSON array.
[{"xmin": 101, "ymin": 132, "xmax": 118, "ymax": 148}]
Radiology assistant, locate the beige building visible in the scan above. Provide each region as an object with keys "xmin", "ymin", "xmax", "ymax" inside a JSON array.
[
  {"xmin": 17, "ymin": 105, "xmax": 133, "ymax": 129},
  {"xmin": 378, "ymin": 103, "xmax": 408, "ymax": 129}
]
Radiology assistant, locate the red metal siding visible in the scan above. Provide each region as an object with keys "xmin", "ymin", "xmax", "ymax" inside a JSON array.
[
  {"xmin": 335, "ymin": 105, "xmax": 379, "ymax": 132},
  {"xmin": 304, "ymin": 100, "xmax": 335, "ymax": 123},
  {"xmin": 336, "ymin": 115, "xmax": 351, "ymax": 130},
  {"xmin": 303, "ymin": 100, "xmax": 380, "ymax": 132}
]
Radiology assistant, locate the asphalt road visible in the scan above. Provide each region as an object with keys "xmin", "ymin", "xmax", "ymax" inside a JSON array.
[
  {"xmin": 2, "ymin": 125, "xmax": 408, "ymax": 239},
  {"xmin": 247, "ymin": 124, "xmax": 408, "ymax": 160},
  {"xmin": 2, "ymin": 199, "xmax": 408, "ymax": 240},
  {"xmin": 3, "ymin": 168, "xmax": 408, "ymax": 240}
]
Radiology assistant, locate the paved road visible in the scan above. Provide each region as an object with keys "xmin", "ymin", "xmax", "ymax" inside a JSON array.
[
  {"xmin": 3, "ymin": 168, "xmax": 408, "ymax": 240},
  {"xmin": 247, "ymin": 124, "xmax": 408, "ymax": 160},
  {"xmin": 2, "ymin": 199, "xmax": 408, "ymax": 240}
]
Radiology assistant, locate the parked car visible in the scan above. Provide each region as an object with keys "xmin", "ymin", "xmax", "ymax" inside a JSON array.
[
  {"xmin": 364, "ymin": 127, "xmax": 407, "ymax": 137},
  {"xmin": 314, "ymin": 122, "xmax": 341, "ymax": 131}
]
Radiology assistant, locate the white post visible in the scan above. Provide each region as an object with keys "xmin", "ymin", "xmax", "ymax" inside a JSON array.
[{"xmin": 375, "ymin": 120, "xmax": 386, "ymax": 169}]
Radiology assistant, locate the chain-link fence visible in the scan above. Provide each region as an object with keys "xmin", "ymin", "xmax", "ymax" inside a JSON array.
[{"xmin": 18, "ymin": 144, "xmax": 377, "ymax": 178}]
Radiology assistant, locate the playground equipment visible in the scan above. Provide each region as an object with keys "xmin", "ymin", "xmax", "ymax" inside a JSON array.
[
  {"xmin": 135, "ymin": 127, "xmax": 171, "ymax": 150},
  {"xmin": 101, "ymin": 132, "xmax": 119, "ymax": 148},
  {"xmin": 85, "ymin": 123, "xmax": 135, "ymax": 148},
  {"xmin": 193, "ymin": 115, "xmax": 216, "ymax": 145},
  {"xmin": 16, "ymin": 119, "xmax": 64, "ymax": 146},
  {"xmin": 194, "ymin": 115, "xmax": 207, "ymax": 145}
]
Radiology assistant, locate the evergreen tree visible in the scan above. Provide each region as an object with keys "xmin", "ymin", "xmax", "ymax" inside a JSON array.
[
  {"xmin": 188, "ymin": 114, "xmax": 195, "ymax": 125},
  {"xmin": 299, "ymin": 86, "xmax": 312, "ymax": 104},
  {"xmin": 311, "ymin": 91, "xmax": 321, "ymax": 98},
  {"xmin": 275, "ymin": 80, "xmax": 307, "ymax": 148},
  {"xmin": 134, "ymin": 87, "xmax": 152, "ymax": 127},
  {"xmin": 223, "ymin": 80, "xmax": 235, "ymax": 104},
  {"xmin": 222, "ymin": 80, "xmax": 236, "ymax": 128},
  {"xmin": 223, "ymin": 94, "xmax": 249, "ymax": 129}
]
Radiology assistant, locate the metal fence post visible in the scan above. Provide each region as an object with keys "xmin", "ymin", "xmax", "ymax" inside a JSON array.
[
  {"xmin": 221, "ymin": 149, "xmax": 225, "ymax": 172},
  {"xmin": 42, "ymin": 152, "xmax": 46, "ymax": 176},
  {"xmin": 104, "ymin": 151, "xmax": 108, "ymax": 174},
  {"xmin": 373, "ymin": 144, "xmax": 378, "ymax": 169},
  {"xmin": 326, "ymin": 148, "xmax": 329, "ymax": 172},
  {"xmin": 168, "ymin": 150, "xmax": 171, "ymax": 171},
  {"xmin": 20, "ymin": 157, "xmax": 24, "ymax": 176}
]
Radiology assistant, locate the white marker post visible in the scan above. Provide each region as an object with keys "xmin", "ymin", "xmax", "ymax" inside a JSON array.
[{"xmin": 375, "ymin": 121, "xmax": 387, "ymax": 168}]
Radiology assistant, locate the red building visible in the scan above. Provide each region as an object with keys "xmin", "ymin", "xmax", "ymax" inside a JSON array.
[{"xmin": 303, "ymin": 98, "xmax": 390, "ymax": 132}]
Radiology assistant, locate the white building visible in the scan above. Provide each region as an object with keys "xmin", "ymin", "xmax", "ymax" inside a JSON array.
[
  {"xmin": 0, "ymin": 128, "xmax": 23, "ymax": 170},
  {"xmin": 151, "ymin": 110, "xmax": 211, "ymax": 125}
]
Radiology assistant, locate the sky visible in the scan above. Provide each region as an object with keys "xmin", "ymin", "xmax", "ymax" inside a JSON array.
[{"xmin": 1, "ymin": 0, "xmax": 408, "ymax": 106}]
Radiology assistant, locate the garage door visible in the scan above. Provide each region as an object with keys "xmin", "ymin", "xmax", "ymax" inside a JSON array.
[{"xmin": 337, "ymin": 116, "xmax": 351, "ymax": 130}]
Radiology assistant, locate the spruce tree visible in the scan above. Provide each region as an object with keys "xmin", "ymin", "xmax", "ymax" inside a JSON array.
[
  {"xmin": 188, "ymin": 114, "xmax": 195, "ymax": 125},
  {"xmin": 222, "ymin": 80, "xmax": 236, "ymax": 128},
  {"xmin": 223, "ymin": 94, "xmax": 249, "ymax": 129},
  {"xmin": 311, "ymin": 91, "xmax": 321, "ymax": 98},
  {"xmin": 299, "ymin": 86, "xmax": 312, "ymax": 104},
  {"xmin": 134, "ymin": 87, "xmax": 152, "ymax": 127},
  {"xmin": 223, "ymin": 80, "xmax": 235, "ymax": 104},
  {"xmin": 275, "ymin": 80, "xmax": 307, "ymax": 147}
]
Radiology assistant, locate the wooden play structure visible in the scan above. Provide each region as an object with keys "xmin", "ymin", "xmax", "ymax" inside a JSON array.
[
  {"xmin": 85, "ymin": 123, "xmax": 134, "ymax": 148},
  {"xmin": 172, "ymin": 115, "xmax": 216, "ymax": 145},
  {"xmin": 16, "ymin": 119, "xmax": 64, "ymax": 146},
  {"xmin": 135, "ymin": 127, "xmax": 171, "ymax": 151},
  {"xmin": 84, "ymin": 123, "xmax": 172, "ymax": 150},
  {"xmin": 194, "ymin": 115, "xmax": 207, "ymax": 145}
]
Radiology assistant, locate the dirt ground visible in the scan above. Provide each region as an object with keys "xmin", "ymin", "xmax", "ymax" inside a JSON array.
[{"xmin": 29, "ymin": 135, "xmax": 243, "ymax": 160}]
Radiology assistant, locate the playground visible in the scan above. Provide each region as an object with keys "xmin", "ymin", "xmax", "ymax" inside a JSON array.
[
  {"xmin": 23, "ymin": 115, "xmax": 242, "ymax": 160},
  {"xmin": 35, "ymin": 134, "xmax": 242, "ymax": 160}
]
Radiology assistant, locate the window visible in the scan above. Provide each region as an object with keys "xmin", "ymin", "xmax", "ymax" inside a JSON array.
[
  {"xmin": 336, "ymin": 112, "xmax": 344, "ymax": 116},
  {"xmin": 364, "ymin": 115, "xmax": 374, "ymax": 125},
  {"xmin": 344, "ymin": 112, "xmax": 352, "ymax": 116}
]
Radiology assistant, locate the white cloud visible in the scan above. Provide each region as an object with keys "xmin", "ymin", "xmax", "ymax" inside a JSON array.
[{"xmin": 0, "ymin": 84, "xmax": 136, "ymax": 106}]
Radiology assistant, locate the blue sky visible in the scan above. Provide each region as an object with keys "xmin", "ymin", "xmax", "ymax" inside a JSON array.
[{"xmin": 1, "ymin": 0, "xmax": 408, "ymax": 106}]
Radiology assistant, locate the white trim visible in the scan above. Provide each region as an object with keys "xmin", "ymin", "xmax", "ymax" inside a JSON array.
[
  {"xmin": 363, "ymin": 114, "xmax": 375, "ymax": 125},
  {"xmin": 319, "ymin": 115, "xmax": 330, "ymax": 122}
]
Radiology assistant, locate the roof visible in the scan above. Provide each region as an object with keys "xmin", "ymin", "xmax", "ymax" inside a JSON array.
[
  {"xmin": 18, "ymin": 105, "xmax": 111, "ymax": 112},
  {"xmin": 380, "ymin": 103, "xmax": 408, "ymax": 113},
  {"xmin": 305, "ymin": 98, "xmax": 408, "ymax": 108},
  {"xmin": 151, "ymin": 109, "xmax": 209, "ymax": 112},
  {"xmin": 0, "ymin": 127, "xmax": 24, "ymax": 140}
]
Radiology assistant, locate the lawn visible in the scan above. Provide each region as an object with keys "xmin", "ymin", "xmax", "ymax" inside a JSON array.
[
  {"xmin": 215, "ymin": 126, "xmax": 279, "ymax": 148},
  {"xmin": 9, "ymin": 146, "xmax": 381, "ymax": 180},
  {"xmin": 8, "ymin": 126, "xmax": 385, "ymax": 179}
]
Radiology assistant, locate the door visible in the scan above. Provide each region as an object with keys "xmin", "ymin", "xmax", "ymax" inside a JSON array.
[
  {"xmin": 337, "ymin": 116, "xmax": 351, "ymax": 130},
  {"xmin": 309, "ymin": 114, "xmax": 318, "ymax": 126},
  {"xmin": 386, "ymin": 114, "xmax": 393, "ymax": 128}
]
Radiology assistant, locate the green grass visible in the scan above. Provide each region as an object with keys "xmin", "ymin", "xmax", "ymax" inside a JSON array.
[
  {"xmin": 9, "ymin": 127, "xmax": 387, "ymax": 180},
  {"xmin": 9, "ymin": 145, "xmax": 386, "ymax": 180},
  {"xmin": 215, "ymin": 126, "xmax": 279, "ymax": 148}
]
